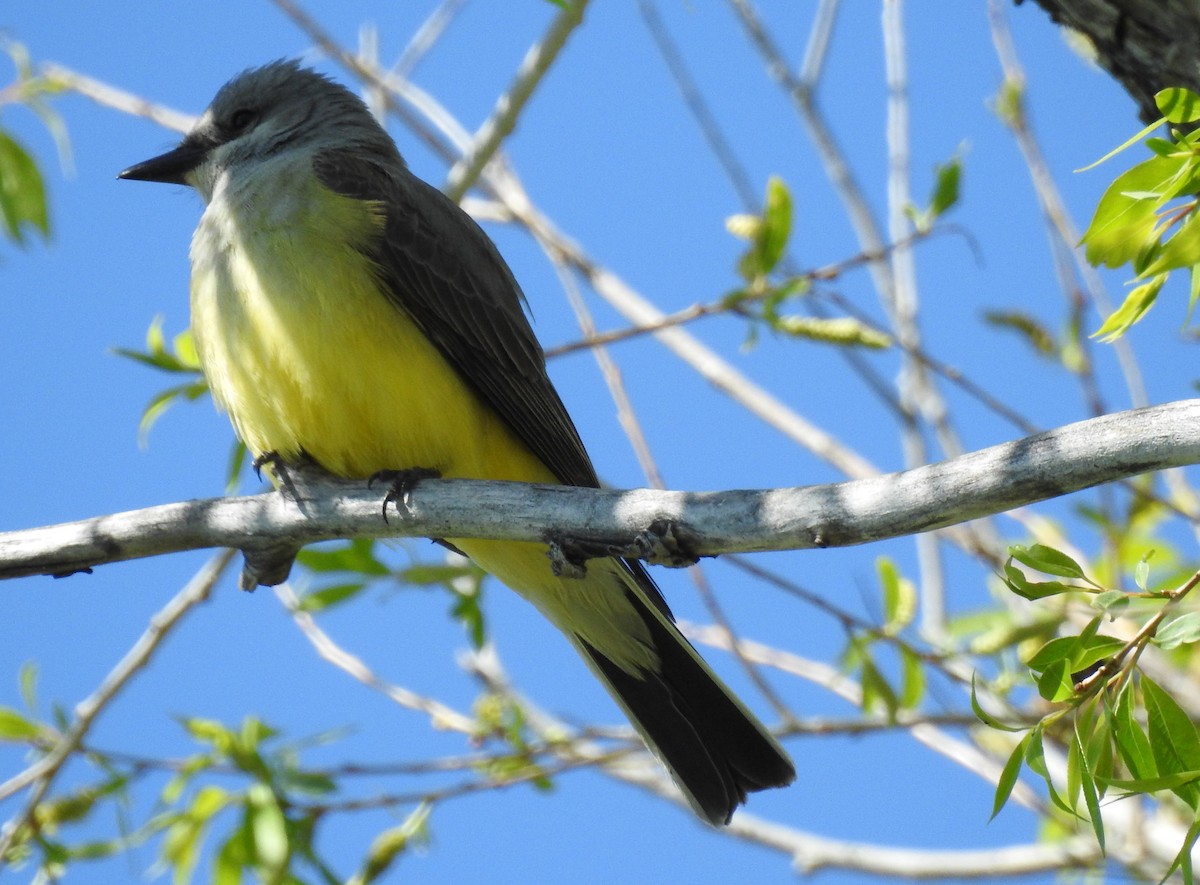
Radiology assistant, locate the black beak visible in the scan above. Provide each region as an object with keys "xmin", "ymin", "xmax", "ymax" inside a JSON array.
[{"xmin": 118, "ymin": 140, "xmax": 209, "ymax": 185}]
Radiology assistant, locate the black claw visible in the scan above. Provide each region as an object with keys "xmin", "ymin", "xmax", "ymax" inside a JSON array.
[
  {"xmin": 643, "ymin": 518, "xmax": 700, "ymax": 568},
  {"xmin": 545, "ymin": 519, "xmax": 701, "ymax": 575},
  {"xmin": 252, "ymin": 450, "xmax": 283, "ymax": 482},
  {"xmin": 368, "ymin": 467, "xmax": 442, "ymax": 523}
]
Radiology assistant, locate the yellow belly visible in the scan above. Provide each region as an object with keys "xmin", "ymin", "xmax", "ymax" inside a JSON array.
[
  {"xmin": 189, "ymin": 180, "xmax": 555, "ymax": 489},
  {"xmin": 187, "ymin": 176, "xmax": 651, "ymax": 649}
]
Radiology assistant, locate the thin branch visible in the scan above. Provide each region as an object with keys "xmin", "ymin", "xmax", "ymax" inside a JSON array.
[
  {"xmin": 39, "ymin": 63, "xmax": 195, "ymax": 133},
  {"xmin": 391, "ymin": 0, "xmax": 466, "ymax": 83},
  {"xmin": 272, "ymin": 583, "xmax": 476, "ymax": 734},
  {"xmin": 1, "ymin": 400, "xmax": 1197, "ymax": 587},
  {"xmin": 729, "ymin": 0, "xmax": 895, "ymax": 308},
  {"xmin": 683, "ymin": 623, "xmax": 1044, "ymax": 815},
  {"xmin": 536, "ymin": 222, "xmax": 883, "ymax": 480},
  {"xmin": 986, "ymin": 0, "xmax": 1147, "ymax": 411},
  {"xmin": 882, "ymin": 0, "xmax": 951, "ymax": 637},
  {"xmin": 0, "ymin": 549, "xmax": 233, "ymax": 857},
  {"xmin": 468, "ymin": 637, "xmax": 1078, "ymax": 879},
  {"xmin": 637, "ymin": 0, "xmax": 760, "ymax": 210},
  {"xmin": 270, "ymin": 0, "xmax": 461, "ymax": 164},
  {"xmin": 749, "ymin": 823, "xmax": 1101, "ymax": 878},
  {"xmin": 444, "ymin": 0, "xmax": 589, "ymax": 202},
  {"xmin": 551, "ymin": 250, "xmax": 665, "ymax": 490}
]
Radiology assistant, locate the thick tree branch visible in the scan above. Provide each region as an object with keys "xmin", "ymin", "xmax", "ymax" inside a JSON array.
[
  {"xmin": 0, "ymin": 400, "xmax": 1197, "ymax": 586},
  {"xmin": 1024, "ymin": 0, "xmax": 1200, "ymax": 123}
]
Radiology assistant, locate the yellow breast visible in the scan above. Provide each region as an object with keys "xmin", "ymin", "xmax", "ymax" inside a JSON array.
[
  {"xmin": 187, "ymin": 167, "xmax": 552, "ymax": 487},
  {"xmin": 187, "ymin": 163, "xmax": 654, "ymax": 667}
]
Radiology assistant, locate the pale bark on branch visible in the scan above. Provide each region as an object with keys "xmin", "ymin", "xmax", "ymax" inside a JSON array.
[{"xmin": 1, "ymin": 400, "xmax": 1196, "ymax": 587}]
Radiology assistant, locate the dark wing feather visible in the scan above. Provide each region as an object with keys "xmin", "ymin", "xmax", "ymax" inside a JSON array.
[
  {"xmin": 316, "ymin": 151, "xmax": 676, "ymax": 618},
  {"xmin": 314, "ymin": 150, "xmax": 598, "ymax": 489}
]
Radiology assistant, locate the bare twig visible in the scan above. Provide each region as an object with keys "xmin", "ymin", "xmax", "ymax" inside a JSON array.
[
  {"xmin": 39, "ymin": 62, "xmax": 195, "ymax": 133},
  {"xmin": 0, "ymin": 549, "xmax": 233, "ymax": 857},
  {"xmin": 272, "ymin": 583, "xmax": 476, "ymax": 734},
  {"xmin": 444, "ymin": 0, "xmax": 589, "ymax": 202}
]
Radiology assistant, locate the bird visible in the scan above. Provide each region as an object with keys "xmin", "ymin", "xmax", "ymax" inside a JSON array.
[{"xmin": 119, "ymin": 60, "xmax": 795, "ymax": 825}]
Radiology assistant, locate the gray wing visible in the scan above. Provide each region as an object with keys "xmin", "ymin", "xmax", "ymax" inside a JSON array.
[
  {"xmin": 315, "ymin": 150, "xmax": 677, "ymax": 622},
  {"xmin": 314, "ymin": 150, "xmax": 599, "ymax": 490}
]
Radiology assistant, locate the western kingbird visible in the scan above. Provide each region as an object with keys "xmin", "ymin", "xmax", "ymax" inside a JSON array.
[{"xmin": 119, "ymin": 61, "xmax": 794, "ymax": 824}]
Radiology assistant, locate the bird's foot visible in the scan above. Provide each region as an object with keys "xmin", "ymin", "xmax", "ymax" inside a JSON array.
[
  {"xmin": 368, "ymin": 467, "xmax": 442, "ymax": 523},
  {"xmin": 546, "ymin": 519, "xmax": 700, "ymax": 577},
  {"xmin": 252, "ymin": 450, "xmax": 285, "ymax": 482}
]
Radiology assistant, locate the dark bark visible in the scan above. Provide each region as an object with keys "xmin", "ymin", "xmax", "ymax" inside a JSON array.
[{"xmin": 1023, "ymin": 0, "xmax": 1200, "ymax": 122}]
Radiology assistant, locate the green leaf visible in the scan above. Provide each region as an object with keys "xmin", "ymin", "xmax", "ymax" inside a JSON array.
[
  {"xmin": 735, "ymin": 176, "xmax": 792, "ymax": 280},
  {"xmin": 1026, "ymin": 635, "xmax": 1076, "ymax": 670},
  {"xmin": 214, "ymin": 832, "xmax": 246, "ymax": 885},
  {"xmin": 970, "ymin": 673, "xmax": 1024, "ymax": 732},
  {"xmin": 1144, "ymin": 675, "xmax": 1200, "ymax": 809},
  {"xmin": 1009, "ymin": 544, "xmax": 1088, "ymax": 580},
  {"xmin": 450, "ymin": 588, "xmax": 487, "ymax": 650},
  {"xmin": 982, "ymin": 310, "xmax": 1056, "ymax": 357},
  {"xmin": 928, "ymin": 154, "xmax": 961, "ymax": 221},
  {"xmin": 191, "ymin": 784, "xmax": 231, "ymax": 820},
  {"xmin": 136, "ymin": 379, "xmax": 210, "ymax": 447},
  {"xmin": 899, "ymin": 646, "xmax": 925, "ymax": 710},
  {"xmin": 1111, "ymin": 686, "xmax": 1156, "ymax": 780},
  {"xmin": 1189, "ymin": 265, "xmax": 1200, "ymax": 329},
  {"xmin": 1141, "ymin": 209, "xmax": 1200, "ymax": 277},
  {"xmin": 1024, "ymin": 725, "xmax": 1075, "ymax": 816},
  {"xmin": 1093, "ymin": 273, "xmax": 1166, "ymax": 342},
  {"xmin": 18, "ymin": 660, "xmax": 38, "ymax": 713},
  {"xmin": 1074, "ymin": 636, "xmax": 1126, "ymax": 673},
  {"xmin": 1081, "ymin": 155, "xmax": 1183, "ymax": 267},
  {"xmin": 860, "ymin": 656, "xmax": 898, "ymax": 719},
  {"xmin": 180, "ymin": 716, "xmax": 236, "ymax": 755},
  {"xmin": 1076, "ymin": 116, "xmax": 1166, "ymax": 173},
  {"xmin": 0, "ymin": 706, "xmax": 41, "ymax": 741},
  {"xmin": 113, "ymin": 317, "xmax": 202, "ymax": 374},
  {"xmin": 297, "ymin": 538, "xmax": 390, "ymax": 577},
  {"xmin": 1092, "ymin": 589, "xmax": 1130, "ymax": 616},
  {"xmin": 297, "ymin": 582, "xmax": 367, "ymax": 613},
  {"xmin": 1156, "ymin": 87, "xmax": 1200, "ymax": 123},
  {"xmin": 1035, "ymin": 660, "xmax": 1073, "ymax": 702},
  {"xmin": 1026, "ymin": 630, "xmax": 1123, "ymax": 697},
  {"xmin": 877, "ymin": 556, "xmax": 916, "ymax": 633},
  {"xmin": 399, "ymin": 563, "xmax": 480, "ymax": 586},
  {"xmin": 278, "ymin": 770, "xmax": 337, "ymax": 796},
  {"xmin": 161, "ymin": 813, "xmax": 204, "ymax": 883},
  {"xmin": 1001, "ymin": 561, "xmax": 1076, "ymax": 600},
  {"xmin": 246, "ymin": 783, "xmax": 288, "ymax": 874},
  {"xmin": 1160, "ymin": 813, "xmax": 1200, "ymax": 885},
  {"xmin": 1099, "ymin": 771, "xmax": 1200, "ymax": 792},
  {"xmin": 1086, "ymin": 711, "xmax": 1115, "ymax": 795},
  {"xmin": 0, "ymin": 129, "xmax": 50, "ymax": 244},
  {"xmin": 358, "ymin": 803, "xmax": 431, "ymax": 884},
  {"xmin": 757, "ymin": 175, "xmax": 791, "ymax": 275},
  {"xmin": 1073, "ymin": 724, "xmax": 1105, "ymax": 851},
  {"xmin": 1154, "ymin": 611, "xmax": 1200, "ymax": 650},
  {"xmin": 1134, "ymin": 551, "xmax": 1152, "ymax": 590},
  {"xmin": 1146, "ymin": 136, "xmax": 1177, "ymax": 157},
  {"xmin": 991, "ymin": 734, "xmax": 1029, "ymax": 820},
  {"xmin": 770, "ymin": 315, "xmax": 892, "ymax": 348}
]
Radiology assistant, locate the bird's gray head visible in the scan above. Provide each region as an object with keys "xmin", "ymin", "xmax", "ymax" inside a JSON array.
[{"xmin": 119, "ymin": 60, "xmax": 400, "ymax": 199}]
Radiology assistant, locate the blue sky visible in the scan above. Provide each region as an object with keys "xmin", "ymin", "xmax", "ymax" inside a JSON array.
[{"xmin": 0, "ymin": 2, "xmax": 1182, "ymax": 883}]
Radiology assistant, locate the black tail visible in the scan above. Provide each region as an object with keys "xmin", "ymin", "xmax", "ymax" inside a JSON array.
[{"xmin": 576, "ymin": 565, "xmax": 795, "ymax": 825}]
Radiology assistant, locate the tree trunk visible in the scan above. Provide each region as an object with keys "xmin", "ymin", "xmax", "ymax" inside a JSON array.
[{"xmin": 1024, "ymin": 0, "xmax": 1200, "ymax": 121}]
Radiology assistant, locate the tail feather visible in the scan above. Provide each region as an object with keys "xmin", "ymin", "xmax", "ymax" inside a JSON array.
[{"xmin": 575, "ymin": 567, "xmax": 795, "ymax": 825}]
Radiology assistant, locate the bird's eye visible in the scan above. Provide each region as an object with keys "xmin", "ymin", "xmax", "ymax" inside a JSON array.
[{"xmin": 228, "ymin": 108, "xmax": 257, "ymax": 133}]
